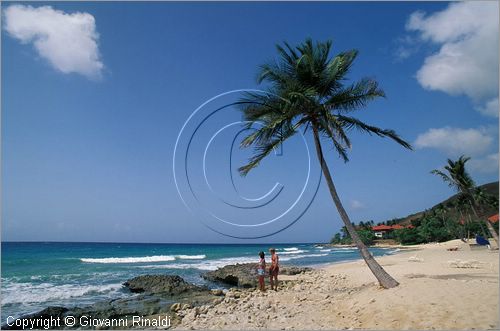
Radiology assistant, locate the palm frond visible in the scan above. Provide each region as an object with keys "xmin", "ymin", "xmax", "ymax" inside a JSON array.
[
  {"xmin": 258, "ymin": 62, "xmax": 293, "ymax": 85},
  {"xmin": 432, "ymin": 155, "xmax": 477, "ymax": 198},
  {"xmin": 336, "ymin": 115, "xmax": 413, "ymax": 150},
  {"xmin": 239, "ymin": 122, "xmax": 300, "ymax": 176},
  {"xmin": 240, "ymin": 116, "xmax": 291, "ymax": 148},
  {"xmin": 443, "ymin": 155, "xmax": 475, "ymax": 193},
  {"xmin": 276, "ymin": 43, "xmax": 299, "ymax": 68},
  {"xmin": 325, "ymin": 78, "xmax": 385, "ymax": 112},
  {"xmin": 316, "ymin": 109, "xmax": 351, "ymax": 162},
  {"xmin": 239, "ymin": 38, "xmax": 412, "ymax": 176},
  {"xmin": 325, "ymin": 50, "xmax": 358, "ymax": 82},
  {"xmin": 321, "ymin": 111, "xmax": 351, "ymax": 148},
  {"xmin": 430, "ymin": 169, "xmax": 455, "ymax": 189}
]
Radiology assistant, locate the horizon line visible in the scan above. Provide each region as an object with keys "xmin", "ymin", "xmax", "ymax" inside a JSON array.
[{"xmin": 1, "ymin": 240, "xmax": 326, "ymax": 245}]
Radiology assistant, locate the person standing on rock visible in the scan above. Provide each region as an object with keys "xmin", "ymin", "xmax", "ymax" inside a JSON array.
[
  {"xmin": 269, "ymin": 248, "xmax": 279, "ymax": 290},
  {"xmin": 256, "ymin": 251, "xmax": 266, "ymax": 291}
]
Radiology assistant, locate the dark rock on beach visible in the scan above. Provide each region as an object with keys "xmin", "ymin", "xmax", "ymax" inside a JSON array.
[
  {"xmin": 280, "ymin": 265, "xmax": 313, "ymax": 275},
  {"xmin": 3, "ymin": 275, "xmax": 215, "ymax": 330},
  {"xmin": 202, "ymin": 263, "xmax": 312, "ymax": 288},
  {"xmin": 123, "ymin": 274, "xmax": 208, "ymax": 295},
  {"xmin": 3, "ymin": 267, "xmax": 314, "ymax": 329},
  {"xmin": 203, "ymin": 263, "xmax": 257, "ymax": 287}
]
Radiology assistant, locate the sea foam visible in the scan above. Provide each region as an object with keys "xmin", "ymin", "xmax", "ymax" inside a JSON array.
[
  {"xmin": 139, "ymin": 256, "xmax": 256, "ymax": 271},
  {"xmin": 138, "ymin": 252, "xmax": 330, "ymax": 270},
  {"xmin": 81, "ymin": 255, "xmax": 176, "ymax": 263},
  {"xmin": 279, "ymin": 250, "xmax": 306, "ymax": 255},
  {"xmin": 1, "ymin": 282, "xmax": 123, "ymax": 305},
  {"xmin": 80, "ymin": 254, "xmax": 206, "ymax": 264},
  {"xmin": 176, "ymin": 255, "xmax": 206, "ymax": 260}
]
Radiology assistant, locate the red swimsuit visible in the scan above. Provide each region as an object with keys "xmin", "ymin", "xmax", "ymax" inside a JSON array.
[{"xmin": 270, "ymin": 254, "xmax": 279, "ymax": 276}]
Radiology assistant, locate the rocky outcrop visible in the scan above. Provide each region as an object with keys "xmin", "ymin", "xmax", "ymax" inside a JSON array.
[
  {"xmin": 203, "ymin": 263, "xmax": 256, "ymax": 287},
  {"xmin": 280, "ymin": 265, "xmax": 313, "ymax": 275},
  {"xmin": 123, "ymin": 274, "xmax": 208, "ymax": 295},
  {"xmin": 4, "ymin": 267, "xmax": 314, "ymax": 330},
  {"xmin": 202, "ymin": 263, "xmax": 312, "ymax": 288},
  {"xmin": 3, "ymin": 275, "xmax": 215, "ymax": 330},
  {"xmin": 177, "ymin": 270, "xmax": 353, "ymax": 330}
]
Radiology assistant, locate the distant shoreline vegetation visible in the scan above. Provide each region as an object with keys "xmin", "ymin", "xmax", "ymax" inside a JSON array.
[{"xmin": 331, "ymin": 181, "xmax": 499, "ymax": 246}]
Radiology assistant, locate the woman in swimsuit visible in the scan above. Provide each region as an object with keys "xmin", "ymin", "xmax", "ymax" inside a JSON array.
[
  {"xmin": 256, "ymin": 251, "xmax": 266, "ymax": 291},
  {"xmin": 269, "ymin": 248, "xmax": 279, "ymax": 291}
]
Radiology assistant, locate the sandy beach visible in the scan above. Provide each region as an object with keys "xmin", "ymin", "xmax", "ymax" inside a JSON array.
[{"xmin": 175, "ymin": 239, "xmax": 499, "ymax": 330}]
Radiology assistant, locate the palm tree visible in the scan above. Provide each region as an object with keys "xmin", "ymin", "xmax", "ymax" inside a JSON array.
[
  {"xmin": 431, "ymin": 155, "xmax": 498, "ymax": 245},
  {"xmin": 237, "ymin": 39, "xmax": 412, "ymax": 288}
]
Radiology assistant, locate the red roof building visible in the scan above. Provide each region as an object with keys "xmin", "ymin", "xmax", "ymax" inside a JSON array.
[
  {"xmin": 488, "ymin": 214, "xmax": 499, "ymax": 223},
  {"xmin": 371, "ymin": 224, "xmax": 415, "ymax": 238},
  {"xmin": 371, "ymin": 224, "xmax": 410, "ymax": 231},
  {"xmin": 372, "ymin": 225, "xmax": 393, "ymax": 231}
]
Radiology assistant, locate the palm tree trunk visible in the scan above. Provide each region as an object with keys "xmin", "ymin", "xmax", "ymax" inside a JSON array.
[
  {"xmin": 311, "ymin": 125, "xmax": 399, "ymax": 289},
  {"xmin": 457, "ymin": 210, "xmax": 468, "ymax": 240},
  {"xmin": 469, "ymin": 201, "xmax": 499, "ymax": 246},
  {"xmin": 483, "ymin": 220, "xmax": 498, "ymax": 245},
  {"xmin": 464, "ymin": 211, "xmax": 472, "ymax": 239}
]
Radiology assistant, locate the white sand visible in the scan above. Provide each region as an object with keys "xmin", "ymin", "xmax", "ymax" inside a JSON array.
[{"xmin": 175, "ymin": 239, "xmax": 499, "ymax": 330}]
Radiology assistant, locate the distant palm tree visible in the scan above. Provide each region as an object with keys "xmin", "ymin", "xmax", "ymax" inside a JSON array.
[
  {"xmin": 431, "ymin": 155, "xmax": 498, "ymax": 245},
  {"xmin": 238, "ymin": 39, "xmax": 412, "ymax": 288}
]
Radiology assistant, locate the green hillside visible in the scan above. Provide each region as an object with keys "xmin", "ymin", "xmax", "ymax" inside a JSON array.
[{"xmin": 380, "ymin": 181, "xmax": 499, "ymax": 227}]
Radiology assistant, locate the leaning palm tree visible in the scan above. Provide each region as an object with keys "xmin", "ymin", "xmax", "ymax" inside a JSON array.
[
  {"xmin": 237, "ymin": 39, "xmax": 412, "ymax": 288},
  {"xmin": 431, "ymin": 155, "xmax": 498, "ymax": 245}
]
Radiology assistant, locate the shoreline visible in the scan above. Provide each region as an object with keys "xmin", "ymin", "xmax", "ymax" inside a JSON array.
[
  {"xmin": 2, "ymin": 243, "xmax": 396, "ymax": 322},
  {"xmin": 5, "ymin": 240, "xmax": 498, "ymax": 330},
  {"xmin": 175, "ymin": 239, "xmax": 499, "ymax": 330}
]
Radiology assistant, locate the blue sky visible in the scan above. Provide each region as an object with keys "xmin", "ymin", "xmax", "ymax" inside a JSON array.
[{"xmin": 2, "ymin": 1, "xmax": 498, "ymax": 243}]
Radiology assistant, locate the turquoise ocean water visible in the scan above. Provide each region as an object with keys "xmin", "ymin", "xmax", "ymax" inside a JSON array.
[{"xmin": 1, "ymin": 242, "xmax": 397, "ymax": 319}]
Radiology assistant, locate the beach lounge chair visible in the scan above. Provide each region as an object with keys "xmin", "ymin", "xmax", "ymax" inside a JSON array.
[
  {"xmin": 471, "ymin": 235, "xmax": 491, "ymax": 250},
  {"xmin": 476, "ymin": 235, "xmax": 490, "ymax": 246},
  {"xmin": 408, "ymin": 256, "xmax": 423, "ymax": 262},
  {"xmin": 447, "ymin": 259, "xmax": 482, "ymax": 268}
]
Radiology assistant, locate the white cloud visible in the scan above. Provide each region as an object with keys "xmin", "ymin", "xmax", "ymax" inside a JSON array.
[
  {"xmin": 475, "ymin": 97, "xmax": 499, "ymax": 118},
  {"xmin": 349, "ymin": 200, "xmax": 365, "ymax": 211},
  {"xmin": 3, "ymin": 5, "xmax": 103, "ymax": 79},
  {"xmin": 415, "ymin": 127, "xmax": 493, "ymax": 156},
  {"xmin": 469, "ymin": 153, "xmax": 499, "ymax": 174},
  {"xmin": 406, "ymin": 1, "xmax": 499, "ymax": 116},
  {"xmin": 394, "ymin": 35, "xmax": 421, "ymax": 60}
]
